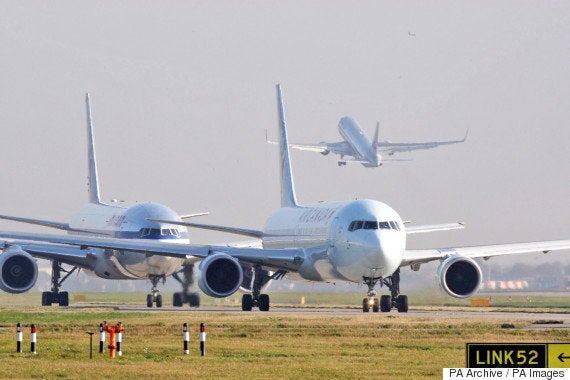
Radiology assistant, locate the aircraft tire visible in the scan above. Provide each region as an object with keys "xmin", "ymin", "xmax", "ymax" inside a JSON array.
[
  {"xmin": 259, "ymin": 294, "xmax": 270, "ymax": 311},
  {"xmin": 156, "ymin": 294, "xmax": 163, "ymax": 308},
  {"xmin": 362, "ymin": 298, "xmax": 370, "ymax": 312},
  {"xmin": 59, "ymin": 291, "xmax": 69, "ymax": 307},
  {"xmin": 42, "ymin": 291, "xmax": 52, "ymax": 306},
  {"xmin": 397, "ymin": 295, "xmax": 408, "ymax": 313},
  {"xmin": 380, "ymin": 295, "xmax": 391, "ymax": 312},
  {"xmin": 173, "ymin": 292, "xmax": 183, "ymax": 307},
  {"xmin": 146, "ymin": 294, "xmax": 153, "ymax": 308},
  {"xmin": 372, "ymin": 298, "xmax": 379, "ymax": 313},
  {"xmin": 242, "ymin": 294, "xmax": 253, "ymax": 311},
  {"xmin": 188, "ymin": 293, "xmax": 200, "ymax": 307}
]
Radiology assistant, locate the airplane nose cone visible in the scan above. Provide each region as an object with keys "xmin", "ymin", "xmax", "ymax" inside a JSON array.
[{"xmin": 365, "ymin": 231, "xmax": 403, "ymax": 276}]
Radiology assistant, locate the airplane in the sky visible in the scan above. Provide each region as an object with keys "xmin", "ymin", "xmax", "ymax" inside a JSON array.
[
  {"xmin": 0, "ymin": 85, "xmax": 568, "ymax": 313},
  {"xmin": 269, "ymin": 116, "xmax": 467, "ymax": 167},
  {"xmin": 0, "ymin": 94, "xmax": 205, "ymax": 308}
]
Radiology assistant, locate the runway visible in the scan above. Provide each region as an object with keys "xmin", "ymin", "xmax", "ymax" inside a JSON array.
[{"xmin": 79, "ymin": 304, "xmax": 570, "ymax": 329}]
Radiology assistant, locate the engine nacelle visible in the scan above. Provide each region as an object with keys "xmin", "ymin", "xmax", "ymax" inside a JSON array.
[
  {"xmin": 437, "ymin": 255, "xmax": 482, "ymax": 298},
  {"xmin": 0, "ymin": 247, "xmax": 38, "ymax": 294},
  {"xmin": 197, "ymin": 253, "xmax": 243, "ymax": 298}
]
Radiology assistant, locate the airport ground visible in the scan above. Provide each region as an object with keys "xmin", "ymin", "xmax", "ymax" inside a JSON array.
[{"xmin": 0, "ymin": 292, "xmax": 568, "ymax": 379}]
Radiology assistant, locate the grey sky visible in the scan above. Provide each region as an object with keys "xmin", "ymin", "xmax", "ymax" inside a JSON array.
[{"xmin": 0, "ymin": 0, "xmax": 568, "ymax": 274}]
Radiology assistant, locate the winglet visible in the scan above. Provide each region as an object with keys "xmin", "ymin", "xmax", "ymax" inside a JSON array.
[
  {"xmin": 276, "ymin": 84, "xmax": 298, "ymax": 208},
  {"xmin": 86, "ymin": 93, "xmax": 102, "ymax": 204}
]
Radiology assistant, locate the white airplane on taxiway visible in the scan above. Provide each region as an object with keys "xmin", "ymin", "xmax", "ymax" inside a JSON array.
[{"xmin": 0, "ymin": 85, "xmax": 567, "ymax": 313}]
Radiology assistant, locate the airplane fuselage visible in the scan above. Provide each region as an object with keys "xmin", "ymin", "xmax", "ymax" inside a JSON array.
[
  {"xmin": 68, "ymin": 202, "xmax": 189, "ymax": 280},
  {"xmin": 338, "ymin": 117, "xmax": 381, "ymax": 167},
  {"xmin": 263, "ymin": 199, "xmax": 405, "ymax": 284}
]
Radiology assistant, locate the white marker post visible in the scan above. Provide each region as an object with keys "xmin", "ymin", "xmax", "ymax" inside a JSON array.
[
  {"xmin": 30, "ymin": 324, "xmax": 37, "ymax": 354},
  {"xmin": 99, "ymin": 322, "xmax": 105, "ymax": 353},
  {"xmin": 16, "ymin": 323, "xmax": 22, "ymax": 353},
  {"xmin": 183, "ymin": 323, "xmax": 189, "ymax": 355},
  {"xmin": 200, "ymin": 323, "xmax": 206, "ymax": 356},
  {"xmin": 116, "ymin": 322, "xmax": 123, "ymax": 356}
]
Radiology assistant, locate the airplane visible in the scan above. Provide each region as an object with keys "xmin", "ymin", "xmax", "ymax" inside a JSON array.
[
  {"xmin": 0, "ymin": 85, "xmax": 568, "ymax": 313},
  {"xmin": 0, "ymin": 94, "xmax": 206, "ymax": 308},
  {"xmin": 268, "ymin": 115, "xmax": 467, "ymax": 167}
]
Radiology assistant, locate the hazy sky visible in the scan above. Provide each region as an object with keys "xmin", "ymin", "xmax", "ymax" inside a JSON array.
[{"xmin": 1, "ymin": 1, "xmax": 568, "ymax": 274}]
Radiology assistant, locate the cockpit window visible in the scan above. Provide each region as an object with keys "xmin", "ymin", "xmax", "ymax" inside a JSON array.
[
  {"xmin": 348, "ymin": 221, "xmax": 362, "ymax": 232},
  {"xmin": 348, "ymin": 220, "xmax": 400, "ymax": 232},
  {"xmin": 139, "ymin": 228, "xmax": 181, "ymax": 238},
  {"xmin": 389, "ymin": 221, "xmax": 400, "ymax": 231},
  {"xmin": 363, "ymin": 221, "xmax": 378, "ymax": 229}
]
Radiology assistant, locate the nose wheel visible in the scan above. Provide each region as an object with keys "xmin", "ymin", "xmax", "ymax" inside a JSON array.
[
  {"xmin": 146, "ymin": 275, "xmax": 165, "ymax": 308},
  {"xmin": 362, "ymin": 269, "xmax": 408, "ymax": 313}
]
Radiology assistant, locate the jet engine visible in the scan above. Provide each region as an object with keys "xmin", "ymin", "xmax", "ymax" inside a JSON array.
[
  {"xmin": 436, "ymin": 255, "xmax": 482, "ymax": 298},
  {"xmin": 0, "ymin": 247, "xmax": 38, "ymax": 294},
  {"xmin": 197, "ymin": 253, "xmax": 243, "ymax": 298}
]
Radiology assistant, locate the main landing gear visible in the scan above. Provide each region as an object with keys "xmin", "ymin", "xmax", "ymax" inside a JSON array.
[
  {"xmin": 362, "ymin": 268, "xmax": 408, "ymax": 313},
  {"xmin": 146, "ymin": 274, "xmax": 165, "ymax": 308},
  {"xmin": 241, "ymin": 266, "xmax": 286, "ymax": 312},
  {"xmin": 171, "ymin": 264, "xmax": 200, "ymax": 307},
  {"xmin": 42, "ymin": 260, "xmax": 78, "ymax": 306}
]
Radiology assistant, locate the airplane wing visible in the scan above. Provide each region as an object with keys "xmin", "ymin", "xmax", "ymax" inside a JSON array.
[
  {"xmin": 0, "ymin": 214, "xmax": 105, "ymax": 234},
  {"xmin": 405, "ymin": 222, "xmax": 465, "ymax": 234},
  {"xmin": 0, "ymin": 230, "xmax": 313, "ymax": 273},
  {"xmin": 0, "ymin": 214, "xmax": 72, "ymax": 231},
  {"xmin": 5, "ymin": 241, "xmax": 94, "ymax": 269},
  {"xmin": 401, "ymin": 239, "xmax": 570, "ymax": 267},
  {"xmin": 378, "ymin": 130, "xmax": 468, "ymax": 155},
  {"xmin": 267, "ymin": 136, "xmax": 355, "ymax": 157}
]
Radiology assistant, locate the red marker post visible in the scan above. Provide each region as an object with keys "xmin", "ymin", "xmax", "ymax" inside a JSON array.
[
  {"xmin": 30, "ymin": 324, "xmax": 37, "ymax": 354},
  {"xmin": 200, "ymin": 323, "xmax": 206, "ymax": 356}
]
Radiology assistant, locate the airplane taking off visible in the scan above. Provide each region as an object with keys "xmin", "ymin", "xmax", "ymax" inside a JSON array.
[
  {"xmin": 0, "ymin": 94, "xmax": 204, "ymax": 308},
  {"xmin": 270, "ymin": 116, "xmax": 467, "ymax": 167},
  {"xmin": 0, "ymin": 85, "xmax": 568, "ymax": 313}
]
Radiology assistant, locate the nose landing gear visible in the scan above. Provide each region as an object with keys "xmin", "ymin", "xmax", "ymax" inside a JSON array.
[
  {"xmin": 362, "ymin": 269, "xmax": 408, "ymax": 313},
  {"xmin": 146, "ymin": 274, "xmax": 165, "ymax": 308}
]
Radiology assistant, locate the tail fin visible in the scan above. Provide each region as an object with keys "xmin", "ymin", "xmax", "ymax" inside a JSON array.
[
  {"xmin": 85, "ymin": 93, "xmax": 102, "ymax": 204},
  {"xmin": 371, "ymin": 121, "xmax": 380, "ymax": 154},
  {"xmin": 276, "ymin": 84, "xmax": 298, "ymax": 208}
]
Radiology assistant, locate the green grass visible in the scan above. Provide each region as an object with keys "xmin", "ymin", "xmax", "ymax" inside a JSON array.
[{"xmin": 0, "ymin": 292, "xmax": 567, "ymax": 379}]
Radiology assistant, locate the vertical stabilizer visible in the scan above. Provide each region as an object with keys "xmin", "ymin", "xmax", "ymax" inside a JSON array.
[
  {"xmin": 276, "ymin": 84, "xmax": 298, "ymax": 208},
  {"xmin": 85, "ymin": 93, "xmax": 102, "ymax": 204},
  {"xmin": 372, "ymin": 121, "xmax": 380, "ymax": 153}
]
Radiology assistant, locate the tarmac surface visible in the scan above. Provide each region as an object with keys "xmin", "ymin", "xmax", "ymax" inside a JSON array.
[{"xmin": 89, "ymin": 305, "xmax": 570, "ymax": 329}]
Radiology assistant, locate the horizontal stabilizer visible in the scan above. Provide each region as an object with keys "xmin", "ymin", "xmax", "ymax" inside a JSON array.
[{"xmin": 179, "ymin": 212, "xmax": 210, "ymax": 219}]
